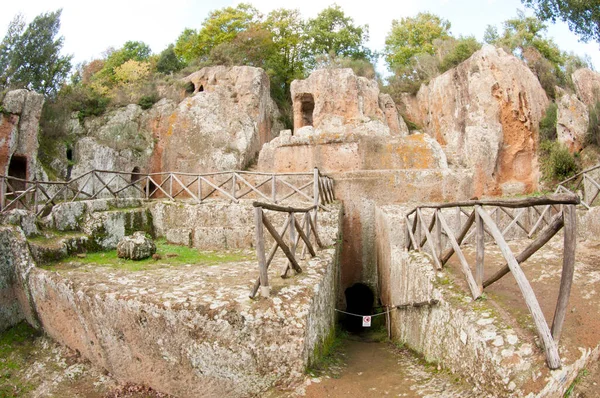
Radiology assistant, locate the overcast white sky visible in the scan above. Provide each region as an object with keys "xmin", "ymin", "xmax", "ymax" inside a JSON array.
[{"xmin": 1, "ymin": 0, "xmax": 598, "ymax": 76}]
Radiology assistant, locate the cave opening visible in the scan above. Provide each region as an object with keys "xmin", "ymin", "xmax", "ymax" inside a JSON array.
[
  {"xmin": 131, "ymin": 166, "xmax": 141, "ymax": 183},
  {"xmin": 66, "ymin": 147, "xmax": 73, "ymax": 180},
  {"xmin": 7, "ymin": 155, "xmax": 27, "ymax": 206},
  {"xmin": 198, "ymin": 84, "xmax": 204, "ymax": 92},
  {"xmin": 341, "ymin": 283, "xmax": 375, "ymax": 333},
  {"xmin": 185, "ymin": 82, "xmax": 195, "ymax": 95},
  {"xmin": 299, "ymin": 93, "xmax": 314, "ymax": 128}
]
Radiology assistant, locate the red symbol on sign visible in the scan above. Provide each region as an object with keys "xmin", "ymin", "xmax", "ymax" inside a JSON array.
[{"xmin": 362, "ymin": 316, "xmax": 371, "ymax": 327}]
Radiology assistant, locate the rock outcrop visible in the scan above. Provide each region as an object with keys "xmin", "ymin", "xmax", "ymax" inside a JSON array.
[
  {"xmin": 572, "ymin": 68, "xmax": 600, "ymax": 106},
  {"xmin": 0, "ymin": 89, "xmax": 45, "ymax": 180},
  {"xmin": 291, "ymin": 68, "xmax": 408, "ymax": 136},
  {"xmin": 117, "ymin": 231, "xmax": 156, "ymax": 260},
  {"xmin": 400, "ymin": 45, "xmax": 549, "ymax": 196},
  {"xmin": 556, "ymin": 87, "xmax": 589, "ymax": 153},
  {"xmin": 67, "ymin": 66, "xmax": 283, "ymax": 186}
]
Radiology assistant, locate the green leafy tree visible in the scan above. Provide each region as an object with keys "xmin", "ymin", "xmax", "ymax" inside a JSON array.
[
  {"xmin": 522, "ymin": 0, "xmax": 600, "ymax": 43},
  {"xmin": 156, "ymin": 44, "xmax": 184, "ymax": 74},
  {"xmin": 489, "ymin": 11, "xmax": 565, "ymax": 98},
  {"xmin": 95, "ymin": 40, "xmax": 152, "ymax": 85},
  {"xmin": 304, "ymin": 5, "xmax": 371, "ymax": 66},
  {"xmin": 0, "ymin": 14, "xmax": 25, "ymax": 89},
  {"xmin": 175, "ymin": 3, "xmax": 261, "ymax": 63},
  {"xmin": 209, "ymin": 26, "xmax": 276, "ymax": 67},
  {"xmin": 264, "ymin": 8, "xmax": 307, "ymax": 106},
  {"xmin": 0, "ymin": 10, "xmax": 72, "ymax": 96},
  {"xmin": 384, "ymin": 12, "xmax": 451, "ymax": 70}
]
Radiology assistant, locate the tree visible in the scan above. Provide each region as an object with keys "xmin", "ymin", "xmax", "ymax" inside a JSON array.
[
  {"xmin": 304, "ymin": 5, "xmax": 371, "ymax": 65},
  {"xmin": 175, "ymin": 3, "xmax": 261, "ymax": 63},
  {"xmin": 95, "ymin": 40, "xmax": 152, "ymax": 85},
  {"xmin": 0, "ymin": 10, "xmax": 72, "ymax": 96},
  {"xmin": 264, "ymin": 8, "xmax": 307, "ymax": 104},
  {"xmin": 384, "ymin": 12, "xmax": 451, "ymax": 70},
  {"xmin": 522, "ymin": 0, "xmax": 600, "ymax": 43},
  {"xmin": 156, "ymin": 44, "xmax": 184, "ymax": 74}
]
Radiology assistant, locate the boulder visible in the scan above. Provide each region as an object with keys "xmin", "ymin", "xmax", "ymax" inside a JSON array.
[
  {"xmin": 556, "ymin": 87, "xmax": 589, "ymax": 153},
  {"xmin": 572, "ymin": 68, "xmax": 600, "ymax": 106},
  {"xmin": 290, "ymin": 68, "xmax": 407, "ymax": 136},
  {"xmin": 399, "ymin": 45, "xmax": 549, "ymax": 196},
  {"xmin": 116, "ymin": 231, "xmax": 156, "ymax": 260}
]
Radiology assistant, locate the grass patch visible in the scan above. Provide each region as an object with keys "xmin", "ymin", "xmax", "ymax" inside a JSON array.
[
  {"xmin": 44, "ymin": 239, "xmax": 253, "ymax": 272},
  {"xmin": 564, "ymin": 368, "xmax": 589, "ymax": 397},
  {"xmin": 0, "ymin": 322, "xmax": 40, "ymax": 397}
]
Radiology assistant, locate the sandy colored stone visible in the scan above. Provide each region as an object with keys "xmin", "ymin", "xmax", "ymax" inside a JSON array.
[
  {"xmin": 399, "ymin": 45, "xmax": 548, "ymax": 196},
  {"xmin": 290, "ymin": 68, "xmax": 404, "ymax": 136},
  {"xmin": 572, "ymin": 68, "xmax": 600, "ymax": 106},
  {"xmin": 556, "ymin": 87, "xmax": 589, "ymax": 153},
  {"xmin": 117, "ymin": 231, "xmax": 156, "ymax": 260}
]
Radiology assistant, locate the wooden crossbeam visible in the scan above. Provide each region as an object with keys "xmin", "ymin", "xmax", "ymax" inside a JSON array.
[
  {"xmin": 477, "ymin": 206, "xmax": 561, "ymax": 369},
  {"xmin": 437, "ymin": 212, "xmax": 480, "ymax": 299}
]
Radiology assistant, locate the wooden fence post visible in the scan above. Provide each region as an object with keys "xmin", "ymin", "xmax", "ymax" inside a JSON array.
[
  {"xmin": 272, "ymin": 175, "xmax": 277, "ymax": 203},
  {"xmin": 254, "ymin": 206, "xmax": 269, "ymax": 298},
  {"xmin": 313, "ymin": 168, "xmax": 319, "ymax": 238},
  {"xmin": 551, "ymin": 204, "xmax": 576, "ymax": 342},
  {"xmin": 0, "ymin": 176, "xmax": 4, "ymax": 211},
  {"xmin": 475, "ymin": 205, "xmax": 484, "ymax": 293}
]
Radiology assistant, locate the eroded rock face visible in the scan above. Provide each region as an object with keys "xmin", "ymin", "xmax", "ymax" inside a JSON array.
[
  {"xmin": 68, "ymin": 66, "xmax": 282, "ymax": 185},
  {"xmin": 291, "ymin": 68, "xmax": 408, "ymax": 136},
  {"xmin": 0, "ymin": 89, "xmax": 45, "ymax": 179},
  {"xmin": 556, "ymin": 87, "xmax": 589, "ymax": 153},
  {"xmin": 117, "ymin": 231, "xmax": 156, "ymax": 260},
  {"xmin": 258, "ymin": 131, "xmax": 447, "ymax": 173},
  {"xmin": 572, "ymin": 68, "xmax": 600, "ymax": 106},
  {"xmin": 400, "ymin": 45, "xmax": 549, "ymax": 196}
]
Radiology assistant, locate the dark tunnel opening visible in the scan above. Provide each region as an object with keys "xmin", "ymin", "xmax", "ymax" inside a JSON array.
[{"xmin": 341, "ymin": 283, "xmax": 375, "ymax": 333}]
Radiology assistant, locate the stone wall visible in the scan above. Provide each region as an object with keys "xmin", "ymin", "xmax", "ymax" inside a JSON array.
[
  {"xmin": 0, "ymin": 226, "xmax": 39, "ymax": 332},
  {"xmin": 375, "ymin": 206, "xmax": 537, "ymax": 395},
  {"xmin": 331, "ymin": 169, "xmax": 473, "ymax": 296},
  {"xmin": 150, "ymin": 200, "xmax": 340, "ymax": 250}
]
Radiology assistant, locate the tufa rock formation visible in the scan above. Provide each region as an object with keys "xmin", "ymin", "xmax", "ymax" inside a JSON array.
[
  {"xmin": 290, "ymin": 68, "xmax": 408, "ymax": 136},
  {"xmin": 0, "ymin": 89, "xmax": 45, "ymax": 182},
  {"xmin": 400, "ymin": 44, "xmax": 549, "ymax": 196},
  {"xmin": 69, "ymin": 66, "xmax": 283, "ymax": 183},
  {"xmin": 555, "ymin": 86, "xmax": 589, "ymax": 153},
  {"xmin": 572, "ymin": 68, "xmax": 600, "ymax": 107}
]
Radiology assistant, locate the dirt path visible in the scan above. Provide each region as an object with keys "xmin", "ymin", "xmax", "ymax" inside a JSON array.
[{"xmin": 299, "ymin": 335, "xmax": 475, "ymax": 398}]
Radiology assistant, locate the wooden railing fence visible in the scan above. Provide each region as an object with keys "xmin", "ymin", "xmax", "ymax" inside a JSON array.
[
  {"xmin": 0, "ymin": 168, "xmax": 335, "ymax": 216},
  {"xmin": 251, "ymin": 201, "xmax": 324, "ymax": 299},
  {"xmin": 405, "ymin": 194, "xmax": 580, "ymax": 369},
  {"xmin": 528, "ymin": 164, "xmax": 600, "ymax": 236}
]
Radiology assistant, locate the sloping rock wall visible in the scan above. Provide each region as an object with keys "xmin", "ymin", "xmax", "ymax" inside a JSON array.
[
  {"xmin": 67, "ymin": 66, "xmax": 283, "ymax": 191},
  {"xmin": 400, "ymin": 45, "xmax": 549, "ymax": 196}
]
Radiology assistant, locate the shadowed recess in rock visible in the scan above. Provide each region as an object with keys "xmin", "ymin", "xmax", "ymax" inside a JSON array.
[{"xmin": 342, "ymin": 282, "xmax": 374, "ymax": 333}]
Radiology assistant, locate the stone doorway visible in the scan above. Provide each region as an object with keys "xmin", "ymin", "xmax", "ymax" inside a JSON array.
[{"xmin": 299, "ymin": 93, "xmax": 315, "ymax": 128}]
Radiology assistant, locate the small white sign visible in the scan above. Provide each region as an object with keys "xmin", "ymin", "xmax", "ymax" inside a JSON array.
[{"xmin": 362, "ymin": 316, "xmax": 371, "ymax": 327}]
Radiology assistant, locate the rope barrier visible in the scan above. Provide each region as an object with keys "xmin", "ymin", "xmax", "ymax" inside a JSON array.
[{"xmin": 334, "ymin": 299, "xmax": 440, "ymax": 318}]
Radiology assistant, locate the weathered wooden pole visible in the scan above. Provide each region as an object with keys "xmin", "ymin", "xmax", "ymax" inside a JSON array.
[
  {"xmin": 477, "ymin": 206, "xmax": 561, "ymax": 369},
  {"xmin": 551, "ymin": 204, "xmax": 576, "ymax": 342},
  {"xmin": 254, "ymin": 206, "xmax": 269, "ymax": 298},
  {"xmin": 475, "ymin": 205, "xmax": 485, "ymax": 293}
]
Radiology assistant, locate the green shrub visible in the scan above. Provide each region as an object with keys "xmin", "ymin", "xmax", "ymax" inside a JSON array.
[
  {"xmin": 138, "ymin": 93, "xmax": 159, "ymax": 110},
  {"xmin": 539, "ymin": 140, "xmax": 579, "ymax": 182},
  {"xmin": 539, "ymin": 103, "xmax": 557, "ymax": 141}
]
